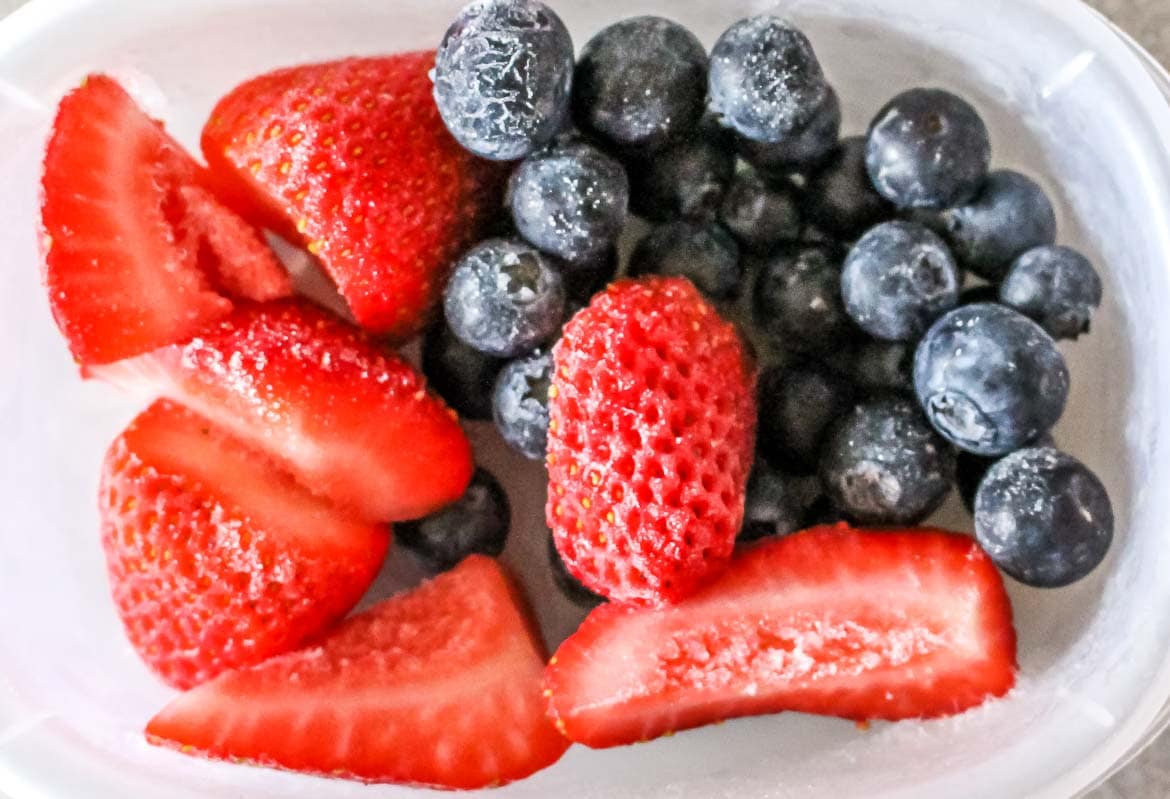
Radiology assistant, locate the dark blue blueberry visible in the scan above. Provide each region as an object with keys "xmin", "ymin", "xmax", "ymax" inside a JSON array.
[
  {"xmin": 493, "ymin": 348, "xmax": 553, "ymax": 459},
  {"xmin": 434, "ymin": 0, "xmax": 574, "ymax": 160},
  {"xmin": 913, "ymin": 303, "xmax": 1069, "ymax": 456},
  {"xmin": 757, "ymin": 363, "xmax": 854, "ymax": 473},
  {"xmin": 737, "ymin": 87, "xmax": 841, "ymax": 174},
  {"xmin": 1000, "ymin": 245, "xmax": 1103, "ymax": 340},
  {"xmin": 509, "ymin": 138, "xmax": 629, "ymax": 263},
  {"xmin": 739, "ymin": 461, "xmax": 825, "ymax": 542},
  {"xmin": 548, "ymin": 534, "xmax": 605, "ymax": 606},
  {"xmin": 841, "ymin": 221, "xmax": 960, "ymax": 342},
  {"xmin": 707, "ymin": 16, "xmax": 829, "ymax": 144},
  {"xmin": 819, "ymin": 395, "xmax": 956, "ymax": 526},
  {"xmin": 572, "ymin": 16, "xmax": 707, "ymax": 153},
  {"xmin": 865, "ymin": 88, "xmax": 991, "ymax": 209},
  {"xmin": 422, "ymin": 325, "xmax": 507, "ymax": 421},
  {"xmin": 397, "ymin": 469, "xmax": 511, "ymax": 572},
  {"xmin": 803, "ymin": 137, "xmax": 894, "ymax": 239},
  {"xmin": 754, "ymin": 245, "xmax": 854, "ymax": 354},
  {"xmin": 627, "ymin": 126, "xmax": 735, "ymax": 222},
  {"xmin": 560, "ymin": 246, "xmax": 619, "ymax": 304},
  {"xmin": 975, "ymin": 447, "xmax": 1113, "ymax": 588},
  {"xmin": 630, "ymin": 220, "xmax": 744, "ymax": 301},
  {"xmin": 956, "ymin": 432, "xmax": 1055, "ymax": 514},
  {"xmin": 853, "ymin": 339, "xmax": 915, "ymax": 394},
  {"xmin": 443, "ymin": 238, "xmax": 566, "ymax": 358},
  {"xmin": 719, "ymin": 172, "xmax": 802, "ymax": 253}
]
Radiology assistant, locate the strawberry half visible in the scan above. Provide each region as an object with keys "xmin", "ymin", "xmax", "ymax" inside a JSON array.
[
  {"xmin": 41, "ymin": 75, "xmax": 290, "ymax": 366},
  {"xmin": 201, "ymin": 52, "xmax": 504, "ymax": 339},
  {"xmin": 91, "ymin": 299, "xmax": 473, "ymax": 522},
  {"xmin": 146, "ymin": 556, "xmax": 569, "ymax": 788},
  {"xmin": 545, "ymin": 525, "xmax": 1017, "ymax": 748},
  {"xmin": 102, "ymin": 400, "xmax": 389, "ymax": 689}
]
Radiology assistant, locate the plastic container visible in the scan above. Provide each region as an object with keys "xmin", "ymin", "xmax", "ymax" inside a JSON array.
[{"xmin": 2, "ymin": 0, "xmax": 1170, "ymax": 796}]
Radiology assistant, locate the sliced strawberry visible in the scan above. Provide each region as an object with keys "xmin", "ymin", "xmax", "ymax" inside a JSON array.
[
  {"xmin": 40, "ymin": 75, "xmax": 290, "ymax": 366},
  {"xmin": 91, "ymin": 299, "xmax": 472, "ymax": 522},
  {"xmin": 146, "ymin": 556, "xmax": 569, "ymax": 788},
  {"xmin": 545, "ymin": 525, "xmax": 1017, "ymax": 748},
  {"xmin": 102, "ymin": 400, "xmax": 389, "ymax": 689}
]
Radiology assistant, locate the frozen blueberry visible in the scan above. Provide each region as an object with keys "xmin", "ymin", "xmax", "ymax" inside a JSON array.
[
  {"xmin": 397, "ymin": 469, "xmax": 511, "ymax": 572},
  {"xmin": 509, "ymin": 138, "xmax": 629, "ymax": 263},
  {"xmin": 630, "ymin": 220, "xmax": 744, "ymax": 301},
  {"xmin": 914, "ymin": 303, "xmax": 1069, "ymax": 456},
  {"xmin": 754, "ymin": 245, "xmax": 854, "ymax": 354},
  {"xmin": 627, "ymin": 127, "xmax": 735, "ymax": 222},
  {"xmin": 707, "ymin": 15, "xmax": 829, "ymax": 143},
  {"xmin": 975, "ymin": 447, "xmax": 1113, "ymax": 588},
  {"xmin": 819, "ymin": 395, "xmax": 956, "ymax": 526},
  {"xmin": 573, "ymin": 16, "xmax": 707, "ymax": 153},
  {"xmin": 560, "ymin": 246, "xmax": 619, "ymax": 304},
  {"xmin": 853, "ymin": 339, "xmax": 915, "ymax": 394},
  {"xmin": 493, "ymin": 348, "xmax": 553, "ymax": 459},
  {"xmin": 841, "ymin": 221, "xmax": 961, "ymax": 342},
  {"xmin": 865, "ymin": 88, "xmax": 992, "ymax": 209},
  {"xmin": 739, "ymin": 461, "xmax": 825, "ymax": 542},
  {"xmin": 434, "ymin": 0, "xmax": 574, "ymax": 160},
  {"xmin": 719, "ymin": 173, "xmax": 802, "ymax": 253},
  {"xmin": 757, "ymin": 363, "xmax": 854, "ymax": 473},
  {"xmin": 737, "ymin": 86, "xmax": 841, "ymax": 174},
  {"xmin": 956, "ymin": 432, "xmax": 1055, "ymax": 514},
  {"xmin": 1000, "ymin": 245, "xmax": 1103, "ymax": 340},
  {"xmin": 443, "ymin": 238, "xmax": 566, "ymax": 358},
  {"xmin": 803, "ymin": 137, "xmax": 894, "ymax": 239},
  {"xmin": 422, "ymin": 325, "xmax": 507, "ymax": 421},
  {"xmin": 548, "ymin": 534, "xmax": 605, "ymax": 607}
]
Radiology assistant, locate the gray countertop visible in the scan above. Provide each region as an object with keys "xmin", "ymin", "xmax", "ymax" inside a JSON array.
[{"xmin": 0, "ymin": 0, "xmax": 1167, "ymax": 796}]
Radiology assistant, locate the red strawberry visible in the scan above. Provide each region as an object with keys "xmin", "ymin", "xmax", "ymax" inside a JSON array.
[
  {"xmin": 547, "ymin": 277, "xmax": 757, "ymax": 606},
  {"xmin": 41, "ymin": 75, "xmax": 290, "ymax": 366},
  {"xmin": 544, "ymin": 525, "xmax": 1018, "ymax": 748},
  {"xmin": 146, "ymin": 556, "xmax": 569, "ymax": 788},
  {"xmin": 201, "ymin": 52, "xmax": 504, "ymax": 339},
  {"xmin": 101, "ymin": 400, "xmax": 389, "ymax": 689},
  {"xmin": 90, "ymin": 299, "xmax": 473, "ymax": 522}
]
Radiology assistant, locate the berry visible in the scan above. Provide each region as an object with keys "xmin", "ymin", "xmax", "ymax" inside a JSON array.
[
  {"xmin": 397, "ymin": 469, "xmax": 511, "ymax": 572},
  {"xmin": 739, "ymin": 462, "xmax": 824, "ymax": 542},
  {"xmin": 443, "ymin": 238, "xmax": 566, "ymax": 358},
  {"xmin": 629, "ymin": 221, "xmax": 744, "ymax": 301},
  {"xmin": 803, "ymin": 136, "xmax": 894, "ymax": 239},
  {"xmin": 718, "ymin": 172, "xmax": 802, "ymax": 253},
  {"xmin": 572, "ymin": 16, "xmax": 707, "ymax": 153},
  {"xmin": 548, "ymin": 277, "xmax": 757, "ymax": 606},
  {"xmin": 101, "ymin": 401, "xmax": 389, "ymax": 689},
  {"xmin": 841, "ymin": 220, "xmax": 960, "ymax": 341},
  {"xmin": 975, "ymin": 447, "xmax": 1113, "ymax": 588},
  {"xmin": 547, "ymin": 535, "xmax": 606, "ymax": 607},
  {"xmin": 757, "ymin": 363, "xmax": 854, "ymax": 473},
  {"xmin": 819, "ymin": 395, "xmax": 956, "ymax": 525},
  {"xmin": 544, "ymin": 525, "xmax": 1017, "ymax": 747},
  {"xmin": 422, "ymin": 325, "xmax": 506, "ymax": 422},
  {"xmin": 736, "ymin": 86, "xmax": 841, "ymax": 174},
  {"xmin": 999, "ymin": 245, "xmax": 1103, "ymax": 340},
  {"xmin": 202, "ymin": 53, "xmax": 503, "ymax": 338},
  {"xmin": 433, "ymin": 0, "xmax": 574, "ymax": 160},
  {"xmin": 561, "ymin": 246, "xmax": 619, "ymax": 304},
  {"xmin": 509, "ymin": 138, "xmax": 629, "ymax": 263},
  {"xmin": 754, "ymin": 245, "xmax": 855, "ymax": 354},
  {"xmin": 41, "ymin": 75, "xmax": 289, "ymax": 365},
  {"xmin": 956, "ymin": 432, "xmax": 1055, "ymax": 514},
  {"xmin": 707, "ymin": 16, "xmax": 829, "ymax": 143},
  {"xmin": 865, "ymin": 88, "xmax": 992, "ymax": 209},
  {"xmin": 493, "ymin": 349, "xmax": 554, "ymax": 460},
  {"xmin": 147, "ymin": 556, "xmax": 569, "ymax": 788},
  {"xmin": 626, "ymin": 127, "xmax": 735, "ymax": 222},
  {"xmin": 914, "ymin": 303, "xmax": 1070, "ymax": 456},
  {"xmin": 853, "ymin": 339, "xmax": 915, "ymax": 394}
]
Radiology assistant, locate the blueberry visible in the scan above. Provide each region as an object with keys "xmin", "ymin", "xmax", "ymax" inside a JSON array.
[
  {"xmin": 493, "ymin": 348, "xmax": 553, "ymax": 459},
  {"xmin": 434, "ymin": 0, "xmax": 574, "ymax": 160},
  {"xmin": 737, "ymin": 86, "xmax": 841, "ymax": 174},
  {"xmin": 560, "ymin": 246, "xmax": 619, "ymax": 304},
  {"xmin": 630, "ymin": 220, "xmax": 744, "ymax": 301},
  {"xmin": 422, "ymin": 325, "xmax": 507, "ymax": 421},
  {"xmin": 757, "ymin": 363, "xmax": 854, "ymax": 473},
  {"xmin": 707, "ymin": 16, "xmax": 829, "ymax": 143},
  {"xmin": 754, "ymin": 245, "xmax": 854, "ymax": 354},
  {"xmin": 803, "ymin": 137, "xmax": 894, "ymax": 239},
  {"xmin": 548, "ymin": 534, "xmax": 605, "ymax": 606},
  {"xmin": 914, "ymin": 303, "xmax": 1069, "ymax": 456},
  {"xmin": 975, "ymin": 447, "xmax": 1113, "ymax": 588},
  {"xmin": 572, "ymin": 16, "xmax": 707, "ymax": 153},
  {"xmin": 819, "ymin": 395, "xmax": 956, "ymax": 526},
  {"xmin": 509, "ymin": 138, "xmax": 629, "ymax": 263},
  {"xmin": 999, "ymin": 245, "xmax": 1103, "ymax": 340},
  {"xmin": 719, "ymin": 173, "xmax": 802, "ymax": 253},
  {"xmin": 397, "ymin": 469, "xmax": 511, "ymax": 572},
  {"xmin": 443, "ymin": 238, "xmax": 566, "ymax": 358},
  {"xmin": 956, "ymin": 432, "xmax": 1055, "ymax": 514},
  {"xmin": 739, "ymin": 461, "xmax": 824, "ymax": 542},
  {"xmin": 627, "ymin": 126, "xmax": 735, "ymax": 222},
  {"xmin": 853, "ymin": 339, "xmax": 915, "ymax": 394},
  {"xmin": 841, "ymin": 221, "xmax": 960, "ymax": 342},
  {"xmin": 865, "ymin": 88, "xmax": 992, "ymax": 209}
]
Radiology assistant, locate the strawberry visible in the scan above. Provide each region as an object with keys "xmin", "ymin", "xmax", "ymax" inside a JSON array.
[
  {"xmin": 201, "ymin": 52, "xmax": 504, "ymax": 339},
  {"xmin": 547, "ymin": 276, "xmax": 757, "ymax": 606},
  {"xmin": 41, "ymin": 75, "xmax": 290, "ymax": 366},
  {"xmin": 544, "ymin": 525, "xmax": 1018, "ymax": 748},
  {"xmin": 101, "ymin": 400, "xmax": 389, "ymax": 690},
  {"xmin": 90, "ymin": 299, "xmax": 473, "ymax": 522},
  {"xmin": 146, "ymin": 556, "xmax": 569, "ymax": 789}
]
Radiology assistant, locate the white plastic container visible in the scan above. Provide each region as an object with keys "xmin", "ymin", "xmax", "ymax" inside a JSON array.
[{"xmin": 2, "ymin": 0, "xmax": 1170, "ymax": 796}]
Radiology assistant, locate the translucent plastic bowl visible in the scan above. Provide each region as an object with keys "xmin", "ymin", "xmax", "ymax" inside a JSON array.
[{"xmin": 3, "ymin": 0, "xmax": 1170, "ymax": 797}]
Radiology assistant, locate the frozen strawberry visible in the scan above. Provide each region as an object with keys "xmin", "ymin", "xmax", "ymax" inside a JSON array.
[
  {"xmin": 547, "ymin": 276, "xmax": 757, "ymax": 605},
  {"xmin": 146, "ymin": 556, "xmax": 569, "ymax": 789},
  {"xmin": 201, "ymin": 52, "xmax": 504, "ymax": 339},
  {"xmin": 41, "ymin": 75, "xmax": 290, "ymax": 366},
  {"xmin": 101, "ymin": 400, "xmax": 389, "ymax": 689}
]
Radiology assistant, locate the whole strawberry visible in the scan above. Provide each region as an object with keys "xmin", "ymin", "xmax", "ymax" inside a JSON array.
[{"xmin": 547, "ymin": 277, "xmax": 757, "ymax": 605}]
